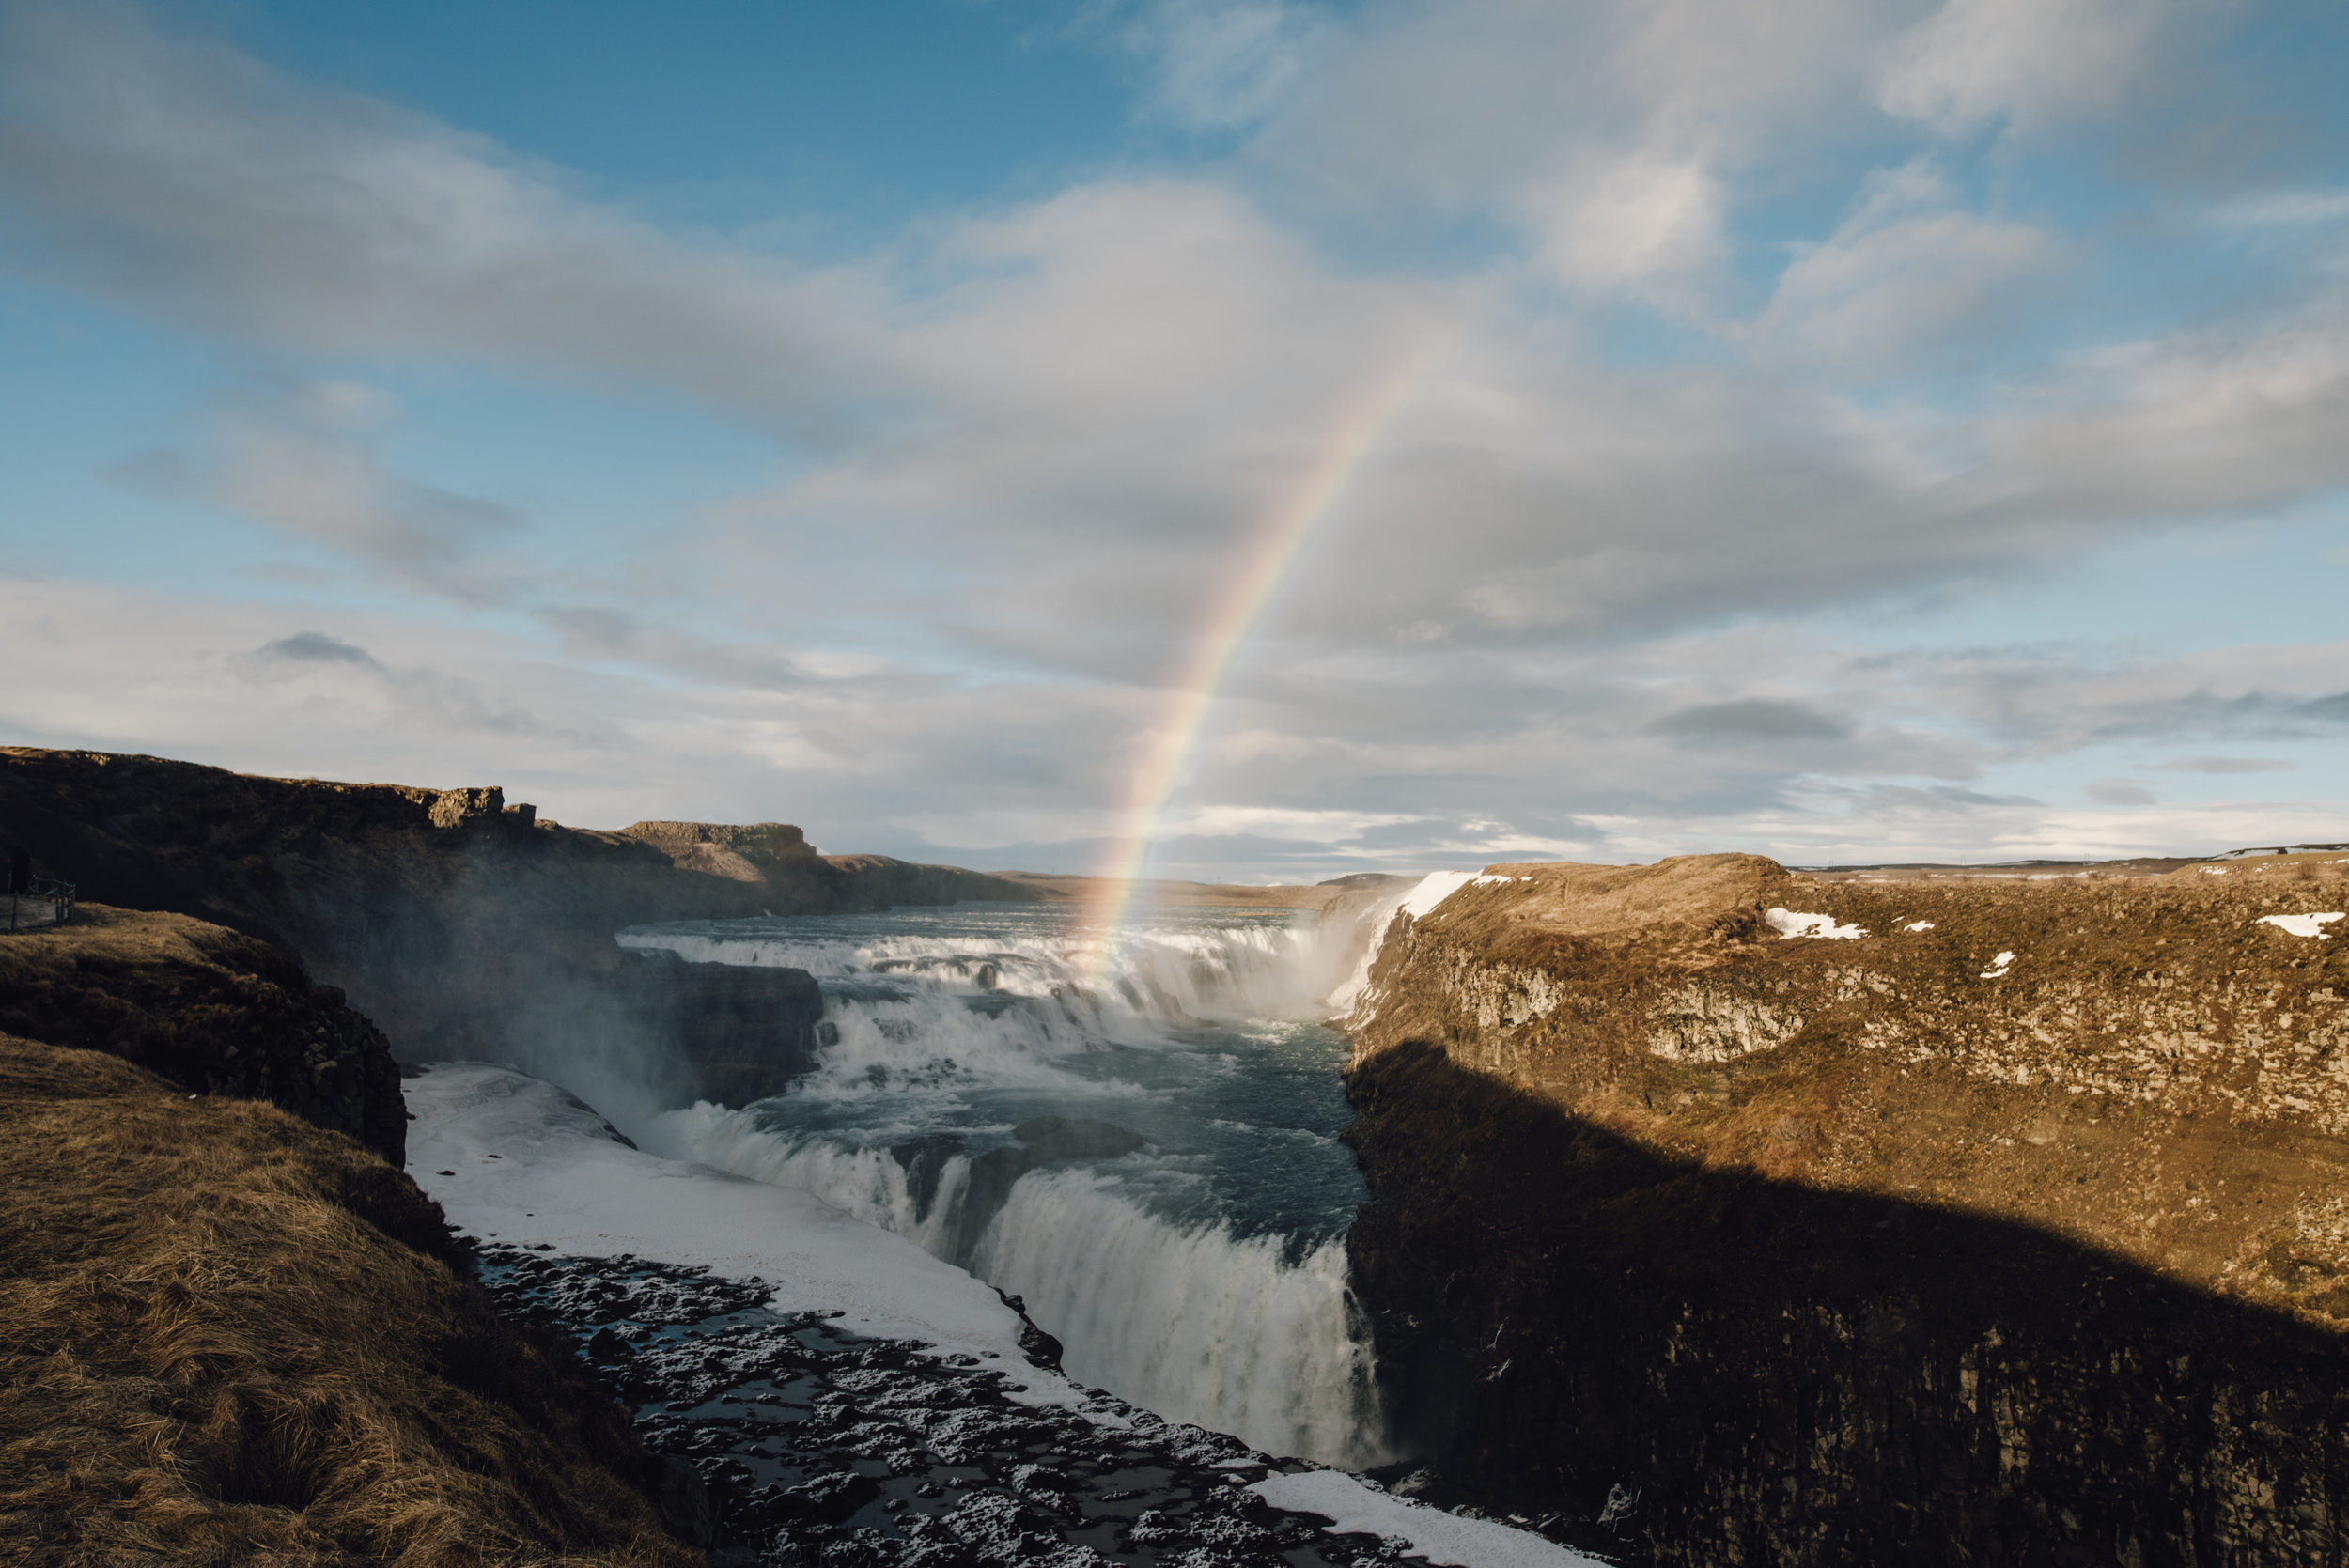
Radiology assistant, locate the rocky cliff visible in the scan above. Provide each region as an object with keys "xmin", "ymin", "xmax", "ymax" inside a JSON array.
[
  {"xmin": 0, "ymin": 749, "xmax": 1033, "ymax": 1110},
  {"xmin": 0, "ymin": 903, "xmax": 409, "ymax": 1163},
  {"xmin": 1343, "ymin": 853, "xmax": 2349, "ymax": 1565}
]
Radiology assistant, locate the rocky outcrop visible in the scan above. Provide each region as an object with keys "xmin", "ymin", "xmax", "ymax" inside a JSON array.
[
  {"xmin": 0, "ymin": 903, "xmax": 408, "ymax": 1163},
  {"xmin": 617, "ymin": 819, "xmax": 836, "ymax": 898},
  {"xmin": 1343, "ymin": 853, "xmax": 2349, "ymax": 1564},
  {"xmin": 617, "ymin": 949, "xmax": 826, "ymax": 1106}
]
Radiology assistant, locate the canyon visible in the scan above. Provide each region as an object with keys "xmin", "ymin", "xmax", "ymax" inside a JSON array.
[{"xmin": 9, "ymin": 744, "xmax": 2349, "ymax": 1565}]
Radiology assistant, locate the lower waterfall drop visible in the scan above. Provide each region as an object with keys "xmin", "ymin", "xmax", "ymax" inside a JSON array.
[{"xmin": 629, "ymin": 898, "xmax": 1401, "ymax": 1470}]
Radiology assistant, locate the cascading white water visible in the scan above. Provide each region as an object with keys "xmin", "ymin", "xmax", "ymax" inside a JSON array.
[
  {"xmin": 973, "ymin": 1168, "xmax": 1383, "ymax": 1467},
  {"xmin": 626, "ymin": 897, "xmax": 1408, "ymax": 1469},
  {"xmin": 652, "ymin": 1095, "xmax": 1388, "ymax": 1467}
]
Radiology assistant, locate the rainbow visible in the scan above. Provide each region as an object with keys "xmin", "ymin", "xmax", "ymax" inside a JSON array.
[{"xmin": 1080, "ymin": 330, "xmax": 1446, "ymax": 974}]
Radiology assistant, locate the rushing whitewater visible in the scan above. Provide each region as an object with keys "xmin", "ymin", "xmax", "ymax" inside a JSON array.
[{"xmin": 621, "ymin": 899, "xmax": 1404, "ymax": 1469}]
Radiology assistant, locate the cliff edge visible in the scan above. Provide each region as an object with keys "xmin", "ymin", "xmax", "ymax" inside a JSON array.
[
  {"xmin": 0, "ymin": 1032, "xmax": 701, "ymax": 1565},
  {"xmin": 0, "ymin": 903, "xmax": 408, "ymax": 1164},
  {"xmin": 1345, "ymin": 852, "xmax": 2349, "ymax": 1565}
]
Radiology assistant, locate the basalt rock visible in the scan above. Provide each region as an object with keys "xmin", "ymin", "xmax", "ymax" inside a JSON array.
[
  {"xmin": 1343, "ymin": 852, "xmax": 2349, "ymax": 1565},
  {"xmin": 615, "ymin": 952, "xmax": 827, "ymax": 1108},
  {"xmin": 474, "ymin": 1246, "xmax": 1423, "ymax": 1568}
]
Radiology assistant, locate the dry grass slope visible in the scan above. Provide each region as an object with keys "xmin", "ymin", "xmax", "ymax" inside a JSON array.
[
  {"xmin": 0, "ymin": 1034, "xmax": 700, "ymax": 1568},
  {"xmin": 0, "ymin": 904, "xmax": 407, "ymax": 1163}
]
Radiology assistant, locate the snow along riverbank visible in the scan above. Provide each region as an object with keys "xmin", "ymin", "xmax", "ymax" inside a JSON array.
[{"xmin": 405, "ymin": 1062, "xmax": 1602, "ymax": 1568}]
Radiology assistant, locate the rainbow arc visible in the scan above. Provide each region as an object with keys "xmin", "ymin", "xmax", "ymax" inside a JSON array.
[{"xmin": 1079, "ymin": 328, "xmax": 1449, "ymax": 977}]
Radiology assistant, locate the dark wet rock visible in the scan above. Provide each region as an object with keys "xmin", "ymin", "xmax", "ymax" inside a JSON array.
[
  {"xmin": 889, "ymin": 1136, "xmax": 967, "ymax": 1218},
  {"xmin": 994, "ymin": 1291, "xmax": 1066, "ymax": 1373},
  {"xmin": 774, "ymin": 1471, "xmax": 882, "ymax": 1524},
  {"xmin": 1012, "ymin": 1116, "xmax": 1147, "ymax": 1162},
  {"xmin": 471, "ymin": 1247, "xmax": 1452, "ymax": 1568}
]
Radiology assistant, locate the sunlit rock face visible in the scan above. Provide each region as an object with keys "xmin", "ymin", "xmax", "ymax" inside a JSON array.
[{"xmin": 1342, "ymin": 853, "xmax": 2349, "ymax": 1565}]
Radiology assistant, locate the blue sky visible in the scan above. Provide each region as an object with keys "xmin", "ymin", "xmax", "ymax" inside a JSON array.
[{"xmin": 2, "ymin": 0, "xmax": 2347, "ymax": 877}]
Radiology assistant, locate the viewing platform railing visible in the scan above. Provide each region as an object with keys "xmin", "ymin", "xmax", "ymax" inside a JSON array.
[{"xmin": 5, "ymin": 876, "xmax": 76, "ymax": 933}]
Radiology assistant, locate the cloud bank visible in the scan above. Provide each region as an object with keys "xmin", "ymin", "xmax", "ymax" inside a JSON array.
[{"xmin": 0, "ymin": 0, "xmax": 2345, "ymax": 875}]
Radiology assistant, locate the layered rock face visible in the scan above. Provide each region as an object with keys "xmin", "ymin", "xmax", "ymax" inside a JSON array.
[
  {"xmin": 0, "ymin": 749, "xmax": 1033, "ymax": 1108},
  {"xmin": 1344, "ymin": 853, "xmax": 2349, "ymax": 1565},
  {"xmin": 0, "ymin": 904, "xmax": 408, "ymax": 1163},
  {"xmin": 619, "ymin": 949, "xmax": 827, "ymax": 1106}
]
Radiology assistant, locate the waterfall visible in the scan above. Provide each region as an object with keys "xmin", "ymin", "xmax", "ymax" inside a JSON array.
[{"xmin": 630, "ymin": 900, "xmax": 1398, "ymax": 1468}]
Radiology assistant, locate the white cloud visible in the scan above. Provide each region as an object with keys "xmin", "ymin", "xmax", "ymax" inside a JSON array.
[
  {"xmin": 1755, "ymin": 162, "xmax": 2057, "ymax": 373},
  {"xmin": 2158, "ymin": 755, "xmax": 2296, "ymax": 774},
  {"xmin": 2, "ymin": 0, "xmax": 2346, "ymax": 876},
  {"xmin": 2210, "ymin": 188, "xmax": 2349, "ymax": 231},
  {"xmin": 1995, "ymin": 298, "xmax": 2349, "ymax": 518},
  {"xmin": 1095, "ymin": 0, "xmax": 1339, "ymax": 129},
  {"xmin": 1875, "ymin": 0, "xmax": 2171, "ymax": 135},
  {"xmin": 0, "ymin": 2, "xmax": 887, "ymax": 436},
  {"xmin": 1527, "ymin": 152, "xmax": 1726, "ymax": 299},
  {"xmin": 112, "ymin": 381, "xmax": 523, "ymax": 602}
]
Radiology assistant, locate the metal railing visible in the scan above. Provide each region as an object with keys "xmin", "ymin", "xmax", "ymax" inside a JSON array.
[{"xmin": 5, "ymin": 875, "xmax": 75, "ymax": 933}]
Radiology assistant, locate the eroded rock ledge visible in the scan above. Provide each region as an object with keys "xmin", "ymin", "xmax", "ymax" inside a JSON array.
[{"xmin": 1343, "ymin": 852, "xmax": 2349, "ymax": 1565}]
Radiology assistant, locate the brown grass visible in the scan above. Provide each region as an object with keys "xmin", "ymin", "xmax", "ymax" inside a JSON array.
[{"xmin": 0, "ymin": 1034, "xmax": 700, "ymax": 1568}]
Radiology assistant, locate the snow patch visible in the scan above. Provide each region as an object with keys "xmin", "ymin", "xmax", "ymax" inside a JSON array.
[
  {"xmin": 1766, "ymin": 908, "xmax": 1868, "ymax": 940},
  {"xmin": 1397, "ymin": 871, "xmax": 1481, "ymax": 920},
  {"xmin": 1249, "ymin": 1469, "xmax": 1603, "ymax": 1568},
  {"xmin": 1903, "ymin": 921, "xmax": 1935, "ymax": 933},
  {"xmin": 1980, "ymin": 951, "xmax": 2016, "ymax": 979},
  {"xmin": 1470, "ymin": 875, "xmax": 1531, "ymax": 887},
  {"xmin": 2261, "ymin": 912, "xmax": 2345, "ymax": 939},
  {"xmin": 403, "ymin": 1063, "xmax": 1072, "ymax": 1402}
]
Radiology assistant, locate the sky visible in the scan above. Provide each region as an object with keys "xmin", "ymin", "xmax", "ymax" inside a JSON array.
[{"xmin": 2, "ymin": 0, "xmax": 2347, "ymax": 880}]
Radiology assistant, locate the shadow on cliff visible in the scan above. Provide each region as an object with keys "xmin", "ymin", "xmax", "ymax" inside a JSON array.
[{"xmin": 1346, "ymin": 1041, "xmax": 2349, "ymax": 1568}]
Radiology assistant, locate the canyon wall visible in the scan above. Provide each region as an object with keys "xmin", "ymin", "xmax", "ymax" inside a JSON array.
[
  {"xmin": 0, "ymin": 749, "xmax": 1033, "ymax": 1109},
  {"xmin": 1344, "ymin": 853, "xmax": 2349, "ymax": 1565}
]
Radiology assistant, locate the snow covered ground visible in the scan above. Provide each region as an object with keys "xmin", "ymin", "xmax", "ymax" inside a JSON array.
[
  {"xmin": 404, "ymin": 1061, "xmax": 1600, "ymax": 1568},
  {"xmin": 1765, "ymin": 908, "xmax": 1867, "ymax": 940},
  {"xmin": 406, "ymin": 1061, "xmax": 1050, "ymax": 1375},
  {"xmin": 2261, "ymin": 912, "xmax": 2344, "ymax": 939}
]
